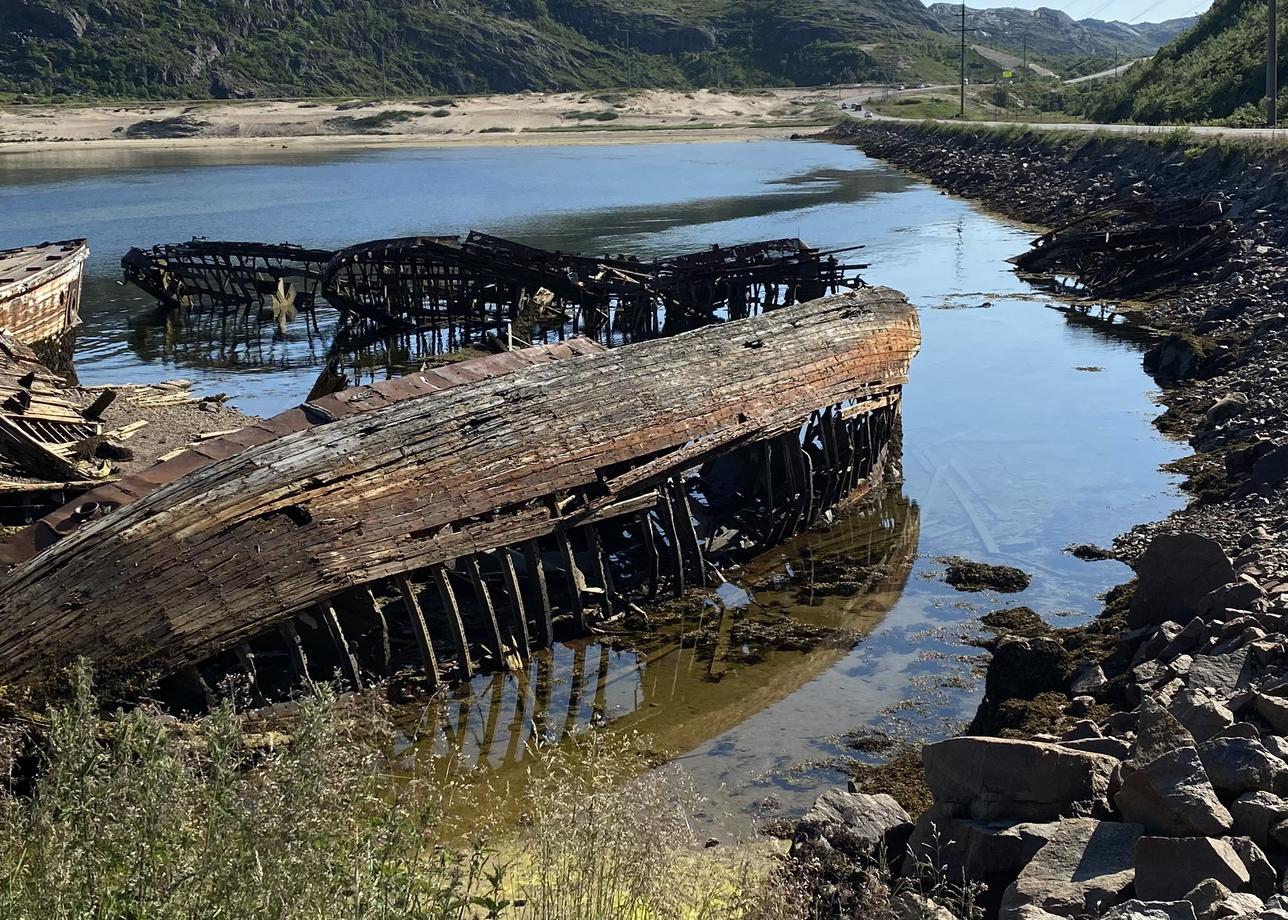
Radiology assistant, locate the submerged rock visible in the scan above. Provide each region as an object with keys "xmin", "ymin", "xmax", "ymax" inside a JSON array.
[{"xmin": 943, "ymin": 557, "xmax": 1032, "ymax": 593}]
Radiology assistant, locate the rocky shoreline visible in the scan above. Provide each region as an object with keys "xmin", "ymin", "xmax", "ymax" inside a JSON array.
[{"xmin": 785, "ymin": 122, "xmax": 1288, "ymax": 919}]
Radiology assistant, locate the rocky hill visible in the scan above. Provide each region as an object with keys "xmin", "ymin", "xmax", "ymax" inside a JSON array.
[
  {"xmin": 1086, "ymin": 0, "xmax": 1283, "ymax": 124},
  {"xmin": 0, "ymin": 0, "xmax": 959, "ymax": 100},
  {"xmin": 926, "ymin": 4, "xmax": 1196, "ymax": 66}
]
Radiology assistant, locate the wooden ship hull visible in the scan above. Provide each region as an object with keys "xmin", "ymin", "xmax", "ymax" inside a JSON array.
[
  {"xmin": 121, "ymin": 240, "xmax": 335, "ymax": 313},
  {"xmin": 0, "ymin": 240, "xmax": 88, "ymax": 345},
  {"xmin": 0, "ymin": 287, "xmax": 920, "ymax": 702}
]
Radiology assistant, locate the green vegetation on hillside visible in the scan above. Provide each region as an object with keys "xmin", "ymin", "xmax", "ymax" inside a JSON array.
[
  {"xmin": 0, "ymin": 0, "xmax": 970, "ymax": 101},
  {"xmin": 1079, "ymin": 0, "xmax": 1285, "ymax": 124}
]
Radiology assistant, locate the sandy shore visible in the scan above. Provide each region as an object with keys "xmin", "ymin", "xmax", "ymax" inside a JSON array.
[{"xmin": 0, "ymin": 87, "xmax": 854, "ymax": 154}]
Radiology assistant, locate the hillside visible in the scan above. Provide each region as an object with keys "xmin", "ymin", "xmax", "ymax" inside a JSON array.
[
  {"xmin": 0, "ymin": 0, "xmax": 962, "ymax": 101},
  {"xmin": 1084, "ymin": 0, "xmax": 1283, "ymax": 124},
  {"xmin": 925, "ymin": 4, "xmax": 1196, "ymax": 75}
]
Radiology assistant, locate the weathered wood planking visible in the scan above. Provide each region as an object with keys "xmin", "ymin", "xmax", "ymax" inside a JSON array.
[
  {"xmin": 0, "ymin": 241, "xmax": 88, "ymax": 345},
  {"xmin": 0, "ymin": 287, "xmax": 919, "ymax": 687}
]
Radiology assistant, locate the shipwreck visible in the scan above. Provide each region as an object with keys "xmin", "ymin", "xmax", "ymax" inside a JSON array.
[
  {"xmin": 0, "ymin": 286, "xmax": 919, "ymax": 706},
  {"xmin": 0, "ymin": 239, "xmax": 88, "ymax": 349}
]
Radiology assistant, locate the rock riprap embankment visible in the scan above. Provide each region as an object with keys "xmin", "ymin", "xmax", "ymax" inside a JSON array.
[{"xmin": 789, "ymin": 122, "xmax": 1288, "ymax": 920}]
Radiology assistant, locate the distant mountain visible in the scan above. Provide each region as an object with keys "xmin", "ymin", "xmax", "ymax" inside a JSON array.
[
  {"xmin": 925, "ymin": 4, "xmax": 1197, "ymax": 62},
  {"xmin": 0, "ymin": 0, "xmax": 962, "ymax": 101},
  {"xmin": 1083, "ymin": 0, "xmax": 1282, "ymax": 124}
]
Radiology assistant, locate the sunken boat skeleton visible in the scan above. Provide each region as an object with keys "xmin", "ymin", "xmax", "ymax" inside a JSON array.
[
  {"xmin": 0, "ymin": 288, "xmax": 919, "ymax": 708},
  {"xmin": 121, "ymin": 232, "xmax": 865, "ymax": 361}
]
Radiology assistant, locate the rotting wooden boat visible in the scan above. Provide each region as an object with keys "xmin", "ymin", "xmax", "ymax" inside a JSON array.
[
  {"xmin": 121, "ymin": 239, "xmax": 335, "ymax": 314},
  {"xmin": 0, "ymin": 240, "xmax": 89, "ymax": 345},
  {"xmin": 0, "ymin": 287, "xmax": 920, "ymax": 699}
]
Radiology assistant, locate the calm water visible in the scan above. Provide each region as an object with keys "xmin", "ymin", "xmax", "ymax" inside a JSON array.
[{"xmin": 0, "ymin": 139, "xmax": 1186, "ymax": 823}]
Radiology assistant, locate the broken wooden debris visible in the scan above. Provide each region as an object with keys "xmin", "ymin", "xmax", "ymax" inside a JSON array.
[
  {"xmin": 0, "ymin": 287, "xmax": 918, "ymax": 704},
  {"xmin": 1012, "ymin": 196, "xmax": 1236, "ymax": 298},
  {"xmin": 0, "ymin": 331, "xmax": 110, "ymax": 490}
]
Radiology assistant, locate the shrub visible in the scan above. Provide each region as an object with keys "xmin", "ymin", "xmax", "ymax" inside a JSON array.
[{"xmin": 0, "ymin": 665, "xmax": 508, "ymax": 920}]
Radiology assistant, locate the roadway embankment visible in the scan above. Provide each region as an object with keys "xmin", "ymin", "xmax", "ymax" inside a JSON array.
[{"xmin": 784, "ymin": 119, "xmax": 1288, "ymax": 918}]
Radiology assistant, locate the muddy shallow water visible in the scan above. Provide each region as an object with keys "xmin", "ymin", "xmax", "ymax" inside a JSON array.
[{"xmin": 0, "ymin": 138, "xmax": 1186, "ymax": 825}]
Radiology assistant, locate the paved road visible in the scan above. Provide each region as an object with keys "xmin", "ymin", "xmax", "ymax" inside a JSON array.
[
  {"xmin": 1063, "ymin": 60, "xmax": 1146, "ymax": 84},
  {"xmin": 836, "ymin": 87, "xmax": 1288, "ymax": 142}
]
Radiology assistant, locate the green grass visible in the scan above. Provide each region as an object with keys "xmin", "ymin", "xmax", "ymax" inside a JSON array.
[{"xmin": 0, "ymin": 663, "xmax": 799, "ymax": 919}]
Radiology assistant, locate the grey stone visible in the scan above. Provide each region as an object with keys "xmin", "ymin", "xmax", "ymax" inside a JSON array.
[
  {"xmin": 1255, "ymin": 695, "xmax": 1288, "ymax": 735},
  {"xmin": 922, "ymin": 737, "xmax": 1117, "ymax": 822},
  {"xmin": 1159, "ymin": 617, "xmax": 1208, "ymax": 662},
  {"xmin": 1262, "ymin": 735, "xmax": 1288, "ymax": 762},
  {"xmin": 1173, "ymin": 690, "xmax": 1238, "ymax": 741},
  {"xmin": 1061, "ymin": 720, "xmax": 1102, "ymax": 742},
  {"xmin": 1131, "ymin": 534, "xmax": 1238, "ymax": 628},
  {"xmin": 1102, "ymin": 902, "xmax": 1197, "ymax": 920},
  {"xmin": 1136, "ymin": 696, "xmax": 1199, "ymax": 764},
  {"xmin": 1253, "ymin": 445, "xmax": 1288, "ymax": 489},
  {"xmin": 1071, "ymin": 664, "xmax": 1108, "ymax": 696},
  {"xmin": 1214, "ymin": 723, "xmax": 1263, "ymax": 741},
  {"xmin": 1201, "ymin": 582, "xmax": 1270, "ymax": 620},
  {"xmin": 1225, "ymin": 837, "xmax": 1277, "ymax": 899},
  {"xmin": 902, "ymin": 804, "xmax": 1056, "ymax": 885},
  {"xmin": 1136, "ymin": 623, "xmax": 1186, "ymax": 666},
  {"xmin": 790, "ymin": 789, "xmax": 912, "ymax": 863},
  {"xmin": 891, "ymin": 891, "xmax": 958, "ymax": 920},
  {"xmin": 1188, "ymin": 880, "xmax": 1264, "ymax": 920},
  {"xmin": 999, "ymin": 818, "xmax": 1142, "ymax": 919},
  {"xmin": 1190, "ymin": 649, "xmax": 1257, "ymax": 695},
  {"xmin": 1199, "ymin": 737, "xmax": 1288, "ymax": 795},
  {"xmin": 1232, "ymin": 791, "xmax": 1288, "ymax": 849},
  {"xmin": 1134, "ymin": 836, "xmax": 1250, "ymax": 901},
  {"xmin": 1116, "ymin": 746, "xmax": 1234, "ymax": 836}
]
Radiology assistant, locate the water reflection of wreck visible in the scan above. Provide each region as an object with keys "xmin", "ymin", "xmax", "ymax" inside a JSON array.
[
  {"xmin": 423, "ymin": 491, "xmax": 920, "ymax": 774},
  {"xmin": 0, "ymin": 288, "xmax": 919, "ymax": 708}
]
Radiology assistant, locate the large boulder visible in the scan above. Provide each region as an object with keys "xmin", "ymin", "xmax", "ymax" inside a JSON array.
[
  {"xmin": 1187, "ymin": 649, "xmax": 1255, "ymax": 696},
  {"xmin": 1222, "ymin": 836, "xmax": 1275, "ymax": 899},
  {"xmin": 922, "ymin": 737, "xmax": 1117, "ymax": 822},
  {"xmin": 1115, "ymin": 746, "xmax": 1234, "ymax": 836},
  {"xmin": 1230, "ymin": 791, "xmax": 1288, "ymax": 848},
  {"xmin": 985, "ymin": 636, "xmax": 1074, "ymax": 702},
  {"xmin": 1170, "ymin": 690, "xmax": 1236, "ymax": 742},
  {"xmin": 1197, "ymin": 737, "xmax": 1288, "ymax": 796},
  {"xmin": 790, "ymin": 789, "xmax": 912, "ymax": 864},
  {"xmin": 999, "ymin": 818, "xmax": 1143, "ymax": 919},
  {"xmin": 1136, "ymin": 696, "xmax": 1198, "ymax": 764},
  {"xmin": 1130, "ymin": 534, "xmax": 1237, "ymax": 628},
  {"xmin": 1134, "ymin": 836, "xmax": 1250, "ymax": 901}
]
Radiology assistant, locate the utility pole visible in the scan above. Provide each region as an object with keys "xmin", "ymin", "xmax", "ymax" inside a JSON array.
[
  {"xmin": 960, "ymin": 1, "xmax": 967, "ymax": 117},
  {"xmin": 1270, "ymin": 0, "xmax": 1279, "ymax": 127},
  {"xmin": 1022, "ymin": 34, "xmax": 1028, "ymax": 75}
]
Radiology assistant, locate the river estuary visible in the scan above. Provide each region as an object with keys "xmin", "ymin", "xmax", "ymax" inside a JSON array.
[{"xmin": 0, "ymin": 137, "xmax": 1186, "ymax": 827}]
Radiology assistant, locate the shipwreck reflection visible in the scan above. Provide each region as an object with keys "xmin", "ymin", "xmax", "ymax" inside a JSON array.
[{"xmin": 411, "ymin": 489, "xmax": 919, "ymax": 773}]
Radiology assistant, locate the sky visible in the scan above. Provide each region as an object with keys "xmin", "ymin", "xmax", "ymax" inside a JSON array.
[{"xmin": 923, "ymin": 0, "xmax": 1215, "ymax": 24}]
